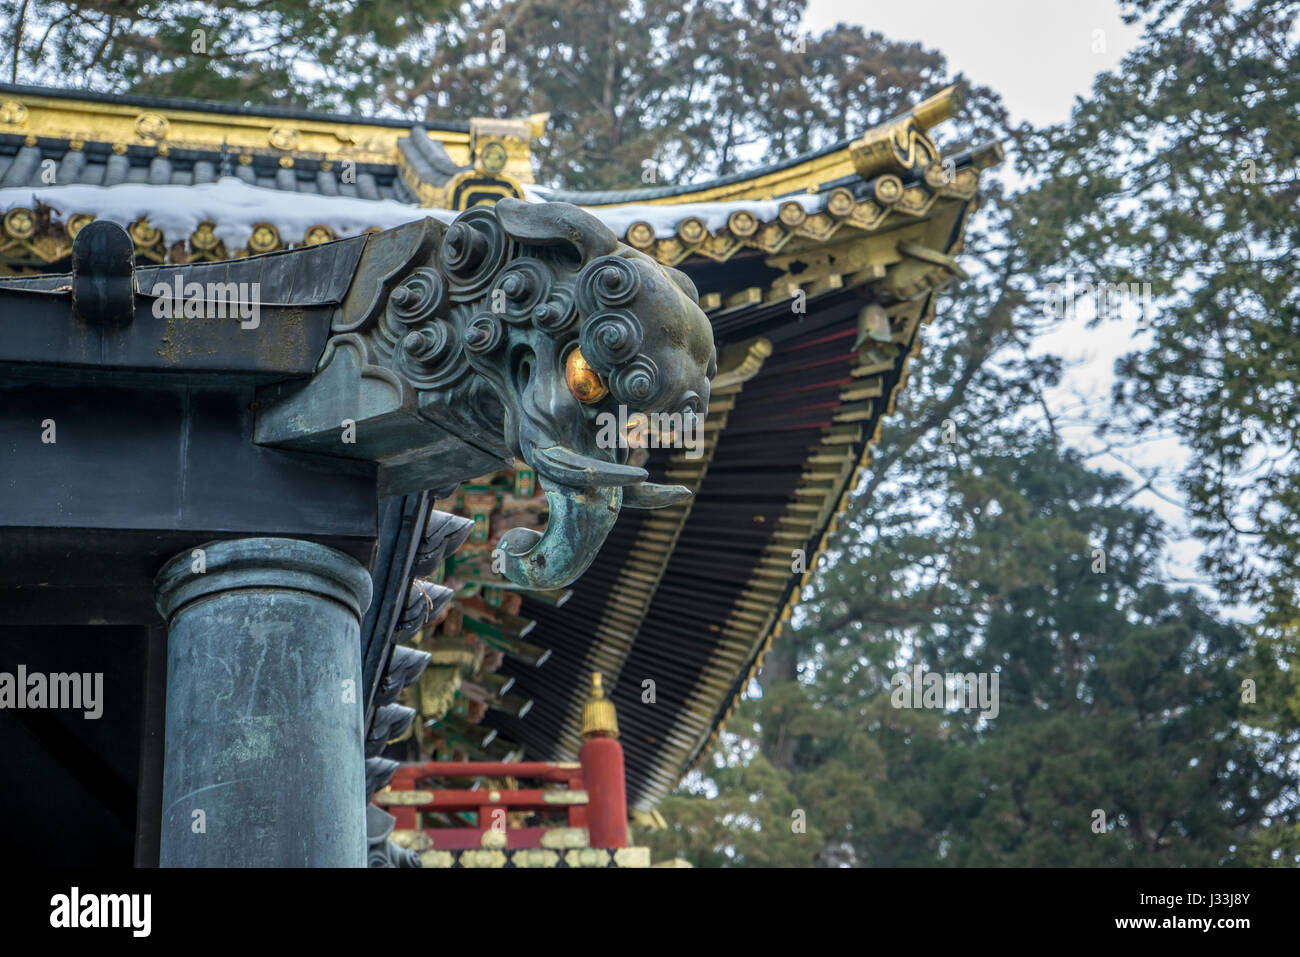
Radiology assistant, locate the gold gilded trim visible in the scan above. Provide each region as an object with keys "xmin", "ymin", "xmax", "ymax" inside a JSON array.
[
  {"xmin": 460, "ymin": 849, "xmax": 507, "ymax": 868},
  {"xmin": 3, "ymin": 91, "xmax": 475, "ymax": 170},
  {"xmin": 0, "ymin": 99, "xmax": 28, "ymax": 126},
  {"xmin": 391, "ymin": 829, "xmax": 433, "ymax": 851},
  {"xmin": 540, "ymin": 827, "xmax": 590, "ymax": 849},
  {"xmin": 541, "ymin": 789, "xmax": 589, "ymax": 806},
  {"xmin": 565, "ymin": 848, "xmax": 611, "ymax": 868},
  {"xmin": 134, "ymin": 112, "xmax": 169, "ymax": 142},
  {"xmin": 512, "ymin": 849, "xmax": 560, "ymax": 868},
  {"xmin": 373, "ymin": 787, "xmax": 434, "ymax": 806},
  {"xmin": 614, "ymin": 847, "xmax": 652, "ymax": 868}
]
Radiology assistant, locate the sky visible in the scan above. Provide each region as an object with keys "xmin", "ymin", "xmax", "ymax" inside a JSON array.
[{"xmin": 803, "ymin": 0, "xmax": 1145, "ymax": 128}]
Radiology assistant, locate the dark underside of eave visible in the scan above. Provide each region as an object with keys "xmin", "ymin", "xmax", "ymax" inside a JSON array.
[{"xmin": 487, "ymin": 275, "xmax": 920, "ymax": 807}]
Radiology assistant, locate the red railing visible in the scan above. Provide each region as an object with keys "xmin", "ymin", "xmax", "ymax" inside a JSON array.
[{"xmin": 374, "ymin": 752, "xmax": 627, "ymax": 850}]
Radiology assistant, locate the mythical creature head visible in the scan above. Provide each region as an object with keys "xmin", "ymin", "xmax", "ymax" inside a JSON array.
[
  {"xmin": 256, "ymin": 199, "xmax": 715, "ymax": 589},
  {"xmin": 440, "ymin": 199, "xmax": 716, "ymax": 587}
]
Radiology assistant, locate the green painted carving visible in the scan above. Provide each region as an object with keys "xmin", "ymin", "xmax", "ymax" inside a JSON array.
[{"xmin": 254, "ymin": 199, "xmax": 716, "ymax": 589}]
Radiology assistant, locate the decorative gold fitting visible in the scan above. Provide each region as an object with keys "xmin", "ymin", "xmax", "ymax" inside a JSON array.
[
  {"xmin": 513, "ymin": 849, "xmax": 559, "ymax": 868},
  {"xmin": 128, "ymin": 217, "xmax": 160, "ymax": 246},
  {"xmin": 304, "ymin": 224, "xmax": 336, "ymax": 246},
  {"xmin": 67, "ymin": 213, "xmax": 94, "ymax": 239},
  {"xmin": 566, "ymin": 848, "xmax": 610, "ymax": 868},
  {"xmin": 873, "ymin": 175, "xmax": 904, "ymax": 205},
  {"xmin": 676, "ymin": 216, "xmax": 707, "ymax": 244},
  {"xmin": 526, "ymin": 112, "xmax": 551, "ymax": 139},
  {"xmin": 391, "ymin": 829, "xmax": 432, "ymax": 850},
  {"xmin": 4, "ymin": 208, "xmax": 36, "ymax": 240},
  {"xmin": 727, "ymin": 209, "xmax": 759, "ymax": 237},
  {"xmin": 0, "ymin": 100, "xmax": 28, "ymax": 126},
  {"xmin": 614, "ymin": 847, "xmax": 652, "ymax": 868},
  {"xmin": 910, "ymin": 85, "xmax": 962, "ymax": 133},
  {"xmin": 248, "ymin": 222, "xmax": 281, "ymax": 254},
  {"xmin": 542, "ymin": 789, "xmax": 589, "ymax": 805},
  {"xmin": 135, "ymin": 112, "xmax": 169, "ymax": 142},
  {"xmin": 461, "ymin": 849, "xmax": 507, "ymax": 868},
  {"xmin": 825, "ymin": 187, "xmax": 856, "ymax": 218},
  {"xmin": 565, "ymin": 347, "xmax": 609, "ymax": 404},
  {"xmin": 540, "ymin": 827, "xmax": 590, "ymax": 848},
  {"xmin": 191, "ymin": 221, "xmax": 221, "ymax": 251},
  {"xmin": 268, "ymin": 126, "xmax": 300, "ymax": 151},
  {"xmin": 479, "ymin": 141, "xmax": 508, "ymax": 173},
  {"xmin": 626, "ymin": 221, "xmax": 656, "ymax": 248},
  {"xmin": 374, "ymin": 787, "xmax": 434, "ymax": 805},
  {"xmin": 778, "ymin": 201, "xmax": 806, "ymax": 227},
  {"xmin": 580, "ymin": 670, "xmax": 619, "ymax": 739},
  {"xmin": 969, "ymin": 141, "xmax": 1007, "ymax": 170},
  {"xmin": 923, "ymin": 162, "xmax": 950, "ymax": 190}
]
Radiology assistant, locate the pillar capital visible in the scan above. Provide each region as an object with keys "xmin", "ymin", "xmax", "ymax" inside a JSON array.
[{"xmin": 155, "ymin": 536, "xmax": 373, "ymax": 623}]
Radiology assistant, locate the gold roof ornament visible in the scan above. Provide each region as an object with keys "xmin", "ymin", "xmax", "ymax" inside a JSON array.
[
  {"xmin": 0, "ymin": 99, "xmax": 27, "ymax": 126},
  {"xmin": 580, "ymin": 671, "xmax": 619, "ymax": 739},
  {"xmin": 134, "ymin": 112, "xmax": 169, "ymax": 142}
]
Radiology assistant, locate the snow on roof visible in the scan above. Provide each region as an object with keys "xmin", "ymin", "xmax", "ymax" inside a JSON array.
[
  {"xmin": 0, "ymin": 178, "xmax": 452, "ymax": 251},
  {"xmin": 524, "ymin": 184, "xmax": 825, "ymax": 237},
  {"xmin": 0, "ymin": 176, "xmax": 827, "ymax": 250}
]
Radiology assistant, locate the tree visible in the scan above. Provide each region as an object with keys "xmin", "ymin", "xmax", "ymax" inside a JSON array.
[
  {"xmin": 390, "ymin": 0, "xmax": 1009, "ymax": 189},
  {"xmin": 0, "ymin": 0, "xmax": 455, "ymax": 108},
  {"xmin": 1016, "ymin": 0, "xmax": 1300, "ymax": 634},
  {"xmin": 652, "ymin": 428, "xmax": 1299, "ymax": 866}
]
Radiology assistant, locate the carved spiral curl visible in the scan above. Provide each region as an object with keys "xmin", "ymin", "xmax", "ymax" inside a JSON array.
[
  {"xmin": 580, "ymin": 309, "xmax": 643, "ymax": 371},
  {"xmin": 389, "ymin": 267, "xmax": 448, "ymax": 323},
  {"xmin": 439, "ymin": 208, "xmax": 511, "ymax": 302},
  {"xmin": 532, "ymin": 287, "xmax": 578, "ymax": 336},
  {"xmin": 465, "ymin": 313, "xmax": 505, "ymax": 355},
  {"xmin": 377, "ymin": 267, "xmax": 450, "ymax": 357},
  {"xmin": 490, "ymin": 259, "xmax": 551, "ymax": 323},
  {"xmin": 576, "ymin": 255, "xmax": 640, "ymax": 315},
  {"xmin": 610, "ymin": 354, "xmax": 662, "ymax": 406},
  {"xmin": 393, "ymin": 320, "xmax": 467, "ymax": 390}
]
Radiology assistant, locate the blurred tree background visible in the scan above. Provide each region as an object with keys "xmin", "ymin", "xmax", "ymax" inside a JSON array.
[{"xmin": 6, "ymin": 0, "xmax": 1295, "ymax": 864}]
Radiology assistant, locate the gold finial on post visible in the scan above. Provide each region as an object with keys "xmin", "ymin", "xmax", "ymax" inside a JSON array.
[{"xmin": 581, "ymin": 671, "xmax": 619, "ymax": 739}]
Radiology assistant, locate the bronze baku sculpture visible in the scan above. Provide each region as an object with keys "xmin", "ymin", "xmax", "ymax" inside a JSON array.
[{"xmin": 255, "ymin": 198, "xmax": 717, "ymax": 589}]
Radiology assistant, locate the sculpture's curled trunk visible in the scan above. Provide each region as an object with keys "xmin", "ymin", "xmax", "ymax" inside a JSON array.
[{"xmin": 496, "ymin": 480, "xmax": 623, "ymax": 589}]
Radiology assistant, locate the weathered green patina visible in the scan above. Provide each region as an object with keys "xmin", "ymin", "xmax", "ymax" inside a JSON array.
[{"xmin": 255, "ymin": 199, "xmax": 717, "ymax": 589}]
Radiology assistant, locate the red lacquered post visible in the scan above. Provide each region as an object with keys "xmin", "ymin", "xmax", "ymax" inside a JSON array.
[{"xmin": 579, "ymin": 672, "xmax": 628, "ymax": 848}]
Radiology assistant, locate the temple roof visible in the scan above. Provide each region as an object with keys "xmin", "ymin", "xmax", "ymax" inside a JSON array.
[
  {"xmin": 0, "ymin": 81, "xmax": 1000, "ymax": 809},
  {"xmin": 0, "ymin": 82, "xmax": 996, "ymax": 267}
]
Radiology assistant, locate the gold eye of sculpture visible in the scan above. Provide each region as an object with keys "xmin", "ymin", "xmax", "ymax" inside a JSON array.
[{"xmin": 565, "ymin": 347, "xmax": 609, "ymax": 403}]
